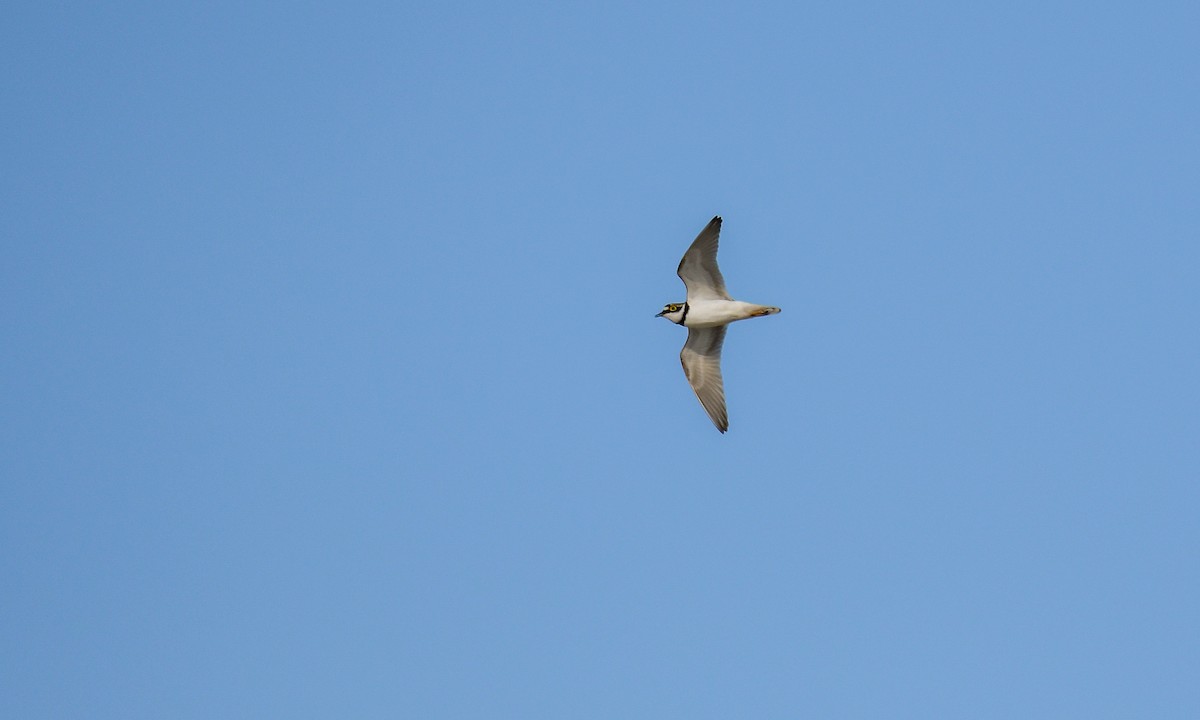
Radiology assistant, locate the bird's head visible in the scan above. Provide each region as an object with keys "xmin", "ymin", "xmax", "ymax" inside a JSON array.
[{"xmin": 655, "ymin": 302, "xmax": 686, "ymax": 324}]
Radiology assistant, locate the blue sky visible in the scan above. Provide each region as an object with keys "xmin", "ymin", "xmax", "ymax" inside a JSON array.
[{"xmin": 3, "ymin": 1, "xmax": 1198, "ymax": 717}]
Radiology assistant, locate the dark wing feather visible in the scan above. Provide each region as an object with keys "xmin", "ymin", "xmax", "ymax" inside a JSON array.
[
  {"xmin": 680, "ymin": 325, "xmax": 728, "ymax": 432},
  {"xmin": 676, "ymin": 216, "xmax": 732, "ymax": 301}
]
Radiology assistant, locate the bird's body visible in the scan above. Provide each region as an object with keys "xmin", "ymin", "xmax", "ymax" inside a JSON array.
[
  {"xmin": 656, "ymin": 216, "xmax": 780, "ymax": 433},
  {"xmin": 667, "ymin": 299, "xmax": 781, "ymax": 328}
]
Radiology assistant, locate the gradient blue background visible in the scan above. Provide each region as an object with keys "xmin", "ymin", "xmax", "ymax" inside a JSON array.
[{"xmin": 4, "ymin": 2, "xmax": 1198, "ymax": 717}]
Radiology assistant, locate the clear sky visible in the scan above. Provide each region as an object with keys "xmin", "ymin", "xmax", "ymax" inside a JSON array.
[{"xmin": 3, "ymin": 2, "xmax": 1198, "ymax": 717}]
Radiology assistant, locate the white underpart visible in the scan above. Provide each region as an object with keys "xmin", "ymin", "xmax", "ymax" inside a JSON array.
[{"xmin": 683, "ymin": 299, "xmax": 779, "ymax": 328}]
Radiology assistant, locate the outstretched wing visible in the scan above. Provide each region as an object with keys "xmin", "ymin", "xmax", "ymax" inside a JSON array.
[
  {"xmin": 680, "ymin": 325, "xmax": 729, "ymax": 433},
  {"xmin": 677, "ymin": 216, "xmax": 732, "ymax": 302}
]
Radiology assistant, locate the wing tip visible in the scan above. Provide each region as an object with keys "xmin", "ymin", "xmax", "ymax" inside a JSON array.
[{"xmin": 708, "ymin": 401, "xmax": 729, "ymax": 434}]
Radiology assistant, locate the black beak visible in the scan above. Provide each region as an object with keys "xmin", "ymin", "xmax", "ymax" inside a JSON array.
[{"xmin": 654, "ymin": 310, "xmax": 665, "ymax": 317}]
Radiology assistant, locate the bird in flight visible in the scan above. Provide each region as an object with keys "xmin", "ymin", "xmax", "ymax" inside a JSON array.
[{"xmin": 656, "ymin": 216, "xmax": 780, "ymax": 433}]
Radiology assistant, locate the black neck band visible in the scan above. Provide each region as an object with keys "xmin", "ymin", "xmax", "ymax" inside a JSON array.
[{"xmin": 678, "ymin": 302, "xmax": 689, "ymax": 325}]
